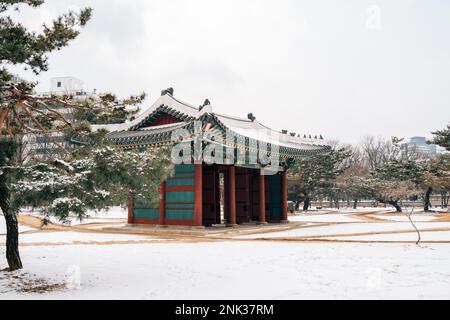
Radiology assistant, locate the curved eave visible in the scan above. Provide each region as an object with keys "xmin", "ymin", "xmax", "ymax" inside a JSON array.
[
  {"xmin": 205, "ymin": 113, "xmax": 330, "ymax": 158},
  {"xmin": 106, "ymin": 122, "xmax": 190, "ymax": 145},
  {"xmin": 91, "ymin": 94, "xmax": 200, "ymax": 133},
  {"xmin": 107, "ymin": 115, "xmax": 330, "ymax": 158},
  {"xmin": 100, "ymin": 94, "xmax": 331, "ymax": 158}
]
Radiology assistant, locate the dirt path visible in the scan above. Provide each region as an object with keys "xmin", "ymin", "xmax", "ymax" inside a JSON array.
[
  {"xmin": 237, "ymin": 227, "xmax": 450, "ymax": 241},
  {"xmin": 10, "ymin": 211, "xmax": 450, "ymax": 246},
  {"xmin": 433, "ymin": 214, "xmax": 450, "ymax": 222}
]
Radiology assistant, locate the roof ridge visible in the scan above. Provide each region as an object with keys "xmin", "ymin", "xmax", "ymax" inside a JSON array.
[
  {"xmin": 213, "ymin": 112, "xmax": 252, "ymax": 122},
  {"xmin": 166, "ymin": 94, "xmax": 200, "ymax": 111}
]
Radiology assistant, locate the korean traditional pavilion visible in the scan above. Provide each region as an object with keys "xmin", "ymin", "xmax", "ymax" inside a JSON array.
[{"xmin": 93, "ymin": 88, "xmax": 330, "ymax": 227}]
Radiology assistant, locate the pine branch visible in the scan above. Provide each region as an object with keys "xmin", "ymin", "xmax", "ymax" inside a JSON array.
[
  {"xmin": 36, "ymin": 101, "xmax": 72, "ymax": 126},
  {"xmin": 12, "ymin": 104, "xmax": 32, "ymax": 133},
  {"xmin": 0, "ymin": 1, "xmax": 44, "ymax": 13}
]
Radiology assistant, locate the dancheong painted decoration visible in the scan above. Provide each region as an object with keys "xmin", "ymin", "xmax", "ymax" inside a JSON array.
[{"xmin": 92, "ymin": 88, "xmax": 330, "ymax": 227}]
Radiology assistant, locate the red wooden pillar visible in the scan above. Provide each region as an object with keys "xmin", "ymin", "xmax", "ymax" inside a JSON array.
[
  {"xmin": 215, "ymin": 167, "xmax": 221, "ymax": 224},
  {"xmin": 223, "ymin": 169, "xmax": 228, "ymax": 224},
  {"xmin": 158, "ymin": 181, "xmax": 166, "ymax": 225},
  {"xmin": 259, "ymin": 172, "xmax": 267, "ymax": 224},
  {"xmin": 228, "ymin": 166, "xmax": 237, "ymax": 226},
  {"xmin": 194, "ymin": 163, "xmax": 203, "ymax": 226},
  {"xmin": 127, "ymin": 188, "xmax": 134, "ymax": 224},
  {"xmin": 243, "ymin": 169, "xmax": 251, "ymax": 223},
  {"xmin": 281, "ymin": 171, "xmax": 289, "ymax": 223}
]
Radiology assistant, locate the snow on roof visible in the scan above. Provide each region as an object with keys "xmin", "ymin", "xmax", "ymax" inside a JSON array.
[
  {"xmin": 91, "ymin": 94, "xmax": 199, "ymax": 133},
  {"xmin": 93, "ymin": 92, "xmax": 329, "ymax": 151},
  {"xmin": 214, "ymin": 113, "xmax": 327, "ymax": 149}
]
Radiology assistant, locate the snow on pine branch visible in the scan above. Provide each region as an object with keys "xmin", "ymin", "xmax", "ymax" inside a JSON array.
[{"xmin": 9, "ymin": 146, "xmax": 172, "ymax": 220}]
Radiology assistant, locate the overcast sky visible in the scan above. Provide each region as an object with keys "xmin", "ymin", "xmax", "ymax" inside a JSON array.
[{"xmin": 7, "ymin": 0, "xmax": 450, "ymax": 144}]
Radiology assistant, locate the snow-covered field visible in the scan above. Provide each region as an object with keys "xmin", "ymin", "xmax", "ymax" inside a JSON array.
[
  {"xmin": 20, "ymin": 207, "xmax": 128, "ymax": 226},
  {"xmin": 0, "ymin": 216, "xmax": 36, "ymax": 234},
  {"xmin": 1, "ymin": 242, "xmax": 450, "ymax": 300},
  {"xmin": 0, "ymin": 231, "xmax": 157, "ymax": 245},
  {"xmin": 289, "ymin": 213, "xmax": 361, "ymax": 223},
  {"xmin": 1, "ymin": 208, "xmax": 450, "ymax": 300},
  {"xmin": 237, "ymin": 222, "xmax": 450, "ymax": 239},
  {"xmin": 327, "ymin": 232, "xmax": 450, "ymax": 242},
  {"xmin": 372, "ymin": 215, "xmax": 438, "ymax": 222}
]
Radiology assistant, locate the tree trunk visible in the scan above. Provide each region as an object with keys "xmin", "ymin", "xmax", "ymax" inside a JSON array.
[
  {"xmin": 353, "ymin": 199, "xmax": 358, "ymax": 209},
  {"xmin": 442, "ymin": 192, "xmax": 445, "ymax": 208},
  {"xmin": 303, "ymin": 195, "xmax": 310, "ymax": 211},
  {"xmin": 0, "ymin": 192, "xmax": 23, "ymax": 271},
  {"xmin": 378, "ymin": 198, "xmax": 402, "ymax": 212},
  {"xmin": 0, "ymin": 139, "xmax": 22, "ymax": 271},
  {"xmin": 442, "ymin": 192, "xmax": 449, "ymax": 208},
  {"xmin": 424, "ymin": 187, "xmax": 433, "ymax": 212},
  {"xmin": 295, "ymin": 201, "xmax": 301, "ymax": 211},
  {"xmin": 388, "ymin": 200, "xmax": 402, "ymax": 213},
  {"xmin": 3, "ymin": 212, "xmax": 22, "ymax": 271}
]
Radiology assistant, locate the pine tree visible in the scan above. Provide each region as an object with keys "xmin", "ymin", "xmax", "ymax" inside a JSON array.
[
  {"xmin": 421, "ymin": 154, "xmax": 450, "ymax": 211},
  {"xmin": 1, "ymin": 0, "xmax": 94, "ymax": 271},
  {"xmin": 0, "ymin": 1, "xmax": 146, "ymax": 271},
  {"xmin": 287, "ymin": 148, "xmax": 351, "ymax": 211},
  {"xmin": 430, "ymin": 124, "xmax": 450, "ymax": 151},
  {"xmin": 10, "ymin": 146, "xmax": 173, "ymax": 224},
  {"xmin": 367, "ymin": 160, "xmax": 424, "ymax": 212}
]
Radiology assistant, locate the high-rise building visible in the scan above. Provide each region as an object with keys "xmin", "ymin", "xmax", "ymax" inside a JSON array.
[{"xmin": 407, "ymin": 136, "xmax": 437, "ymax": 155}]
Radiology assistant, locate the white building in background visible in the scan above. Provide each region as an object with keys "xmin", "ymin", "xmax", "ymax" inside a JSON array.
[
  {"xmin": 49, "ymin": 76, "xmax": 85, "ymax": 96},
  {"xmin": 25, "ymin": 77, "xmax": 95, "ymax": 162},
  {"xmin": 24, "ymin": 76, "xmax": 139, "ymax": 162},
  {"xmin": 406, "ymin": 136, "xmax": 438, "ymax": 156}
]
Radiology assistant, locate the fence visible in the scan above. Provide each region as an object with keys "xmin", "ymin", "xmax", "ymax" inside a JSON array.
[{"xmin": 311, "ymin": 194, "xmax": 448, "ymax": 210}]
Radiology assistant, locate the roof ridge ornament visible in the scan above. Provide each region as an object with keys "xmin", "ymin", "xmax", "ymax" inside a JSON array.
[
  {"xmin": 199, "ymin": 99, "xmax": 211, "ymax": 111},
  {"xmin": 161, "ymin": 87, "xmax": 174, "ymax": 96}
]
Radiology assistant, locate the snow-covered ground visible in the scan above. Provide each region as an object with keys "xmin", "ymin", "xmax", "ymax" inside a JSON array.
[
  {"xmin": 0, "ymin": 215, "xmax": 37, "ymax": 234},
  {"xmin": 372, "ymin": 215, "xmax": 438, "ymax": 222},
  {"xmin": 318, "ymin": 207, "xmax": 446, "ymax": 213},
  {"xmin": 326, "ymin": 231, "xmax": 450, "ymax": 242},
  {"xmin": 289, "ymin": 213, "xmax": 361, "ymax": 223},
  {"xmin": 1, "ymin": 242, "xmax": 450, "ymax": 300},
  {"xmin": 1, "ymin": 208, "xmax": 450, "ymax": 299},
  {"xmin": 0, "ymin": 231, "xmax": 158, "ymax": 245},
  {"xmin": 322, "ymin": 207, "xmax": 397, "ymax": 213},
  {"xmin": 237, "ymin": 222, "xmax": 450, "ymax": 239},
  {"xmin": 83, "ymin": 207, "xmax": 128, "ymax": 219},
  {"xmin": 21, "ymin": 207, "xmax": 128, "ymax": 226}
]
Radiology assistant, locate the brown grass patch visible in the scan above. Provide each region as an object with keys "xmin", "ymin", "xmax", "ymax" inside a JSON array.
[{"xmin": 0, "ymin": 270, "xmax": 66, "ymax": 295}]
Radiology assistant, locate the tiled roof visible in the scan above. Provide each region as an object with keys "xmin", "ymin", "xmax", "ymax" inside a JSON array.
[{"xmin": 94, "ymin": 92, "xmax": 331, "ymax": 157}]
